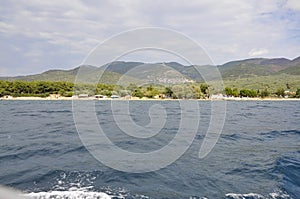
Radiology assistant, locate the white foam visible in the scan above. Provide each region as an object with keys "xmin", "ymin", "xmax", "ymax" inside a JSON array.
[
  {"xmin": 25, "ymin": 190, "xmax": 112, "ymax": 199},
  {"xmin": 269, "ymin": 192, "xmax": 291, "ymax": 199},
  {"xmin": 225, "ymin": 192, "xmax": 293, "ymax": 199},
  {"xmin": 226, "ymin": 193, "xmax": 265, "ymax": 199}
]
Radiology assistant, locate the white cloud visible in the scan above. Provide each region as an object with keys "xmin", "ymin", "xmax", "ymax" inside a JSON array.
[
  {"xmin": 249, "ymin": 48, "xmax": 269, "ymax": 57},
  {"xmin": 284, "ymin": 0, "xmax": 300, "ymax": 11},
  {"xmin": 0, "ymin": 21, "xmax": 17, "ymax": 34},
  {"xmin": 0, "ymin": 0, "xmax": 299, "ymax": 75}
]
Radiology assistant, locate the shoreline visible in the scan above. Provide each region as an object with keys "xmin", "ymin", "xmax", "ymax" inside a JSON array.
[{"xmin": 1, "ymin": 96, "xmax": 300, "ymax": 101}]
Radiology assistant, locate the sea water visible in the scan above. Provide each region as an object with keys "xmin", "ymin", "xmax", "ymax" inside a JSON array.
[{"xmin": 0, "ymin": 100, "xmax": 299, "ymax": 199}]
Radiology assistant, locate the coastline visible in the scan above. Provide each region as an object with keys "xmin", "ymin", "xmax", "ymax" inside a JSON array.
[{"xmin": 1, "ymin": 96, "xmax": 300, "ymax": 101}]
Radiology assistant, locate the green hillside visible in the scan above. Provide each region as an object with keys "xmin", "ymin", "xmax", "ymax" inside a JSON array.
[
  {"xmin": 278, "ymin": 65, "xmax": 300, "ymax": 75},
  {"xmin": 219, "ymin": 74, "xmax": 300, "ymax": 93},
  {"xmin": 1, "ymin": 65, "xmax": 140, "ymax": 85},
  {"xmin": 1, "ymin": 56, "xmax": 300, "ymax": 92},
  {"xmin": 218, "ymin": 63, "xmax": 271, "ymax": 78}
]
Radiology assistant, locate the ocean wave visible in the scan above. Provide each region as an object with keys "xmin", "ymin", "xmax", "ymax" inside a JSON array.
[
  {"xmin": 25, "ymin": 190, "xmax": 113, "ymax": 199},
  {"xmin": 23, "ymin": 187, "xmax": 150, "ymax": 199},
  {"xmin": 0, "ymin": 184, "xmax": 294, "ymax": 199},
  {"xmin": 259, "ymin": 130, "xmax": 300, "ymax": 138},
  {"xmin": 225, "ymin": 192, "xmax": 292, "ymax": 199},
  {"xmin": 22, "ymin": 191, "xmax": 293, "ymax": 199},
  {"xmin": 274, "ymin": 152, "xmax": 300, "ymax": 198}
]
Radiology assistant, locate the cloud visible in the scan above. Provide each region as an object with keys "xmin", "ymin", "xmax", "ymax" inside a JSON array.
[
  {"xmin": 284, "ymin": 0, "xmax": 300, "ymax": 11},
  {"xmin": 249, "ymin": 48, "xmax": 269, "ymax": 57},
  {"xmin": 0, "ymin": 0, "xmax": 299, "ymax": 75}
]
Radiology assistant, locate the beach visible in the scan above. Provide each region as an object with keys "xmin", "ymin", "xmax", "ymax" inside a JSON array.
[{"xmin": 1, "ymin": 96, "xmax": 300, "ymax": 101}]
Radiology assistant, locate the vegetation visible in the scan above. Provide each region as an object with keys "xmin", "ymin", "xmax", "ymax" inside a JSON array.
[
  {"xmin": 223, "ymin": 86, "xmax": 300, "ymax": 98},
  {"xmin": 260, "ymin": 89, "xmax": 270, "ymax": 98},
  {"xmin": 0, "ymin": 80, "xmax": 210, "ymax": 99},
  {"xmin": 1, "ymin": 79, "xmax": 299, "ymax": 99},
  {"xmin": 0, "ymin": 80, "xmax": 74, "ymax": 97},
  {"xmin": 239, "ymin": 89, "xmax": 258, "ymax": 98},
  {"xmin": 224, "ymin": 87, "xmax": 239, "ymax": 97},
  {"xmin": 0, "ymin": 57, "xmax": 299, "ymax": 99},
  {"xmin": 275, "ymin": 88, "xmax": 285, "ymax": 98},
  {"xmin": 219, "ymin": 74, "xmax": 300, "ymax": 94}
]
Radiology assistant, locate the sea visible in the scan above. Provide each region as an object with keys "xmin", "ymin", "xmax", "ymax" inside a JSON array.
[{"xmin": 0, "ymin": 100, "xmax": 299, "ymax": 199}]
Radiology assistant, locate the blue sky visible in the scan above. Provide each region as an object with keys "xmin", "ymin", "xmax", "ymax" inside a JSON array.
[{"xmin": 0, "ymin": 0, "xmax": 300, "ymax": 76}]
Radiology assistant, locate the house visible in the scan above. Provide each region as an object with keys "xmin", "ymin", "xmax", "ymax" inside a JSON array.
[
  {"xmin": 210, "ymin": 94, "xmax": 225, "ymax": 100},
  {"xmin": 78, "ymin": 94, "xmax": 89, "ymax": 98},
  {"xmin": 284, "ymin": 90, "xmax": 295, "ymax": 98},
  {"xmin": 110, "ymin": 95, "xmax": 120, "ymax": 99}
]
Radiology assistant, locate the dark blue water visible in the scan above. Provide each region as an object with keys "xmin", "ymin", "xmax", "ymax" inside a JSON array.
[{"xmin": 0, "ymin": 100, "xmax": 299, "ymax": 199}]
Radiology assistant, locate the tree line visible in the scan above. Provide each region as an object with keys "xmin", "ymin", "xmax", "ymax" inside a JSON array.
[
  {"xmin": 1, "ymin": 80, "xmax": 299, "ymax": 99},
  {"xmin": 0, "ymin": 80, "xmax": 210, "ymax": 99},
  {"xmin": 224, "ymin": 86, "xmax": 300, "ymax": 98},
  {"xmin": 0, "ymin": 80, "xmax": 74, "ymax": 97},
  {"xmin": 72, "ymin": 82, "xmax": 209, "ymax": 99}
]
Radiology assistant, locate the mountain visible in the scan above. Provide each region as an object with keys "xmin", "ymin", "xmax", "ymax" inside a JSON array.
[
  {"xmin": 110, "ymin": 63, "xmax": 195, "ymax": 84},
  {"xmin": 278, "ymin": 65, "xmax": 300, "ymax": 75},
  {"xmin": 163, "ymin": 56, "xmax": 300, "ymax": 80},
  {"xmin": 4, "ymin": 67, "xmax": 80, "ymax": 82},
  {"xmin": 1, "ymin": 56, "xmax": 299, "ymax": 84},
  {"xmin": 217, "ymin": 57, "xmax": 300, "ymax": 78},
  {"xmin": 101, "ymin": 61, "xmax": 144, "ymax": 74},
  {"xmin": 1, "ymin": 65, "xmax": 140, "ymax": 85},
  {"xmin": 281, "ymin": 56, "xmax": 300, "ymax": 75}
]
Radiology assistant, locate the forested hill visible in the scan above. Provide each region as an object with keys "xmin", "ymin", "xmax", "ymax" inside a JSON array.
[
  {"xmin": 218, "ymin": 56, "xmax": 300, "ymax": 79},
  {"xmin": 1, "ymin": 56, "xmax": 299, "ymax": 83}
]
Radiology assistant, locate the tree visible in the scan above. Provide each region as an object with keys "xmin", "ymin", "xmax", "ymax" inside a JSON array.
[
  {"xmin": 0, "ymin": 88, "xmax": 5, "ymax": 97},
  {"xmin": 100, "ymin": 89, "xmax": 112, "ymax": 97},
  {"xmin": 191, "ymin": 85, "xmax": 203, "ymax": 99},
  {"xmin": 232, "ymin": 88, "xmax": 239, "ymax": 97},
  {"xmin": 183, "ymin": 87, "xmax": 194, "ymax": 99},
  {"xmin": 295, "ymin": 88, "xmax": 300, "ymax": 98},
  {"xmin": 224, "ymin": 87, "xmax": 233, "ymax": 96},
  {"xmin": 132, "ymin": 88, "xmax": 144, "ymax": 98},
  {"xmin": 200, "ymin": 84, "xmax": 209, "ymax": 95},
  {"xmin": 275, "ymin": 88, "xmax": 285, "ymax": 97},
  {"xmin": 163, "ymin": 87, "xmax": 173, "ymax": 98},
  {"xmin": 260, "ymin": 89, "xmax": 270, "ymax": 98},
  {"xmin": 144, "ymin": 85, "xmax": 159, "ymax": 98},
  {"xmin": 240, "ymin": 89, "xmax": 258, "ymax": 97},
  {"xmin": 171, "ymin": 85, "xmax": 185, "ymax": 99},
  {"xmin": 126, "ymin": 83, "xmax": 138, "ymax": 92}
]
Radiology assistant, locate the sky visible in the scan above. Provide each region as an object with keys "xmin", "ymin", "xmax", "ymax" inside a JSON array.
[{"xmin": 0, "ymin": 0, "xmax": 300, "ymax": 76}]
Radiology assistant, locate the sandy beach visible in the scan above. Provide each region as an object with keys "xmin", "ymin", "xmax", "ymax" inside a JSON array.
[{"xmin": 1, "ymin": 96, "xmax": 300, "ymax": 101}]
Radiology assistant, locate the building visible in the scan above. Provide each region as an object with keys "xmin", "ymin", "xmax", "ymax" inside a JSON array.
[{"xmin": 78, "ymin": 94, "xmax": 89, "ymax": 98}]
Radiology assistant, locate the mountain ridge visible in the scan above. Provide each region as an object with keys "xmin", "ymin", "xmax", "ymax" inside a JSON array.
[{"xmin": 1, "ymin": 56, "xmax": 299, "ymax": 83}]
